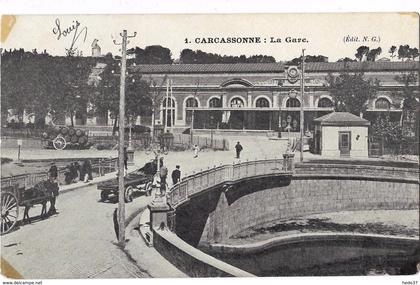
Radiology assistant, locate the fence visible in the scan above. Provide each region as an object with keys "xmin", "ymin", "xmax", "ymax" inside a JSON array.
[
  {"xmin": 168, "ymin": 157, "xmax": 294, "ymax": 208},
  {"xmin": 1, "ymin": 157, "xmax": 119, "ymax": 190},
  {"xmin": 89, "ymin": 133, "xmax": 229, "ymax": 151},
  {"xmin": 369, "ymin": 136, "xmax": 419, "ymax": 157},
  {"xmin": 172, "ymin": 134, "xmax": 229, "ymax": 151},
  {"xmin": 1, "ymin": 127, "xmax": 46, "ymax": 139}
]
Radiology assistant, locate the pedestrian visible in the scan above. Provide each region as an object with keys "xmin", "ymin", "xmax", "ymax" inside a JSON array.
[
  {"xmin": 48, "ymin": 162, "xmax": 58, "ymax": 182},
  {"xmin": 47, "ymin": 179, "xmax": 59, "ymax": 215},
  {"xmin": 69, "ymin": 162, "xmax": 77, "ymax": 183},
  {"xmin": 123, "ymin": 147, "xmax": 128, "ymax": 176},
  {"xmin": 64, "ymin": 164, "xmax": 73, "ymax": 185},
  {"xmin": 193, "ymin": 144, "xmax": 200, "ymax": 158},
  {"xmin": 235, "ymin": 141, "xmax": 243, "ymax": 159},
  {"xmin": 86, "ymin": 160, "xmax": 93, "ymax": 180},
  {"xmin": 79, "ymin": 160, "xmax": 86, "ymax": 181},
  {"xmin": 171, "ymin": 165, "xmax": 181, "ymax": 185},
  {"xmin": 113, "ymin": 208, "xmax": 119, "ymax": 241},
  {"xmin": 160, "ymin": 161, "xmax": 168, "ymax": 197},
  {"xmin": 74, "ymin": 161, "xmax": 80, "ymax": 178}
]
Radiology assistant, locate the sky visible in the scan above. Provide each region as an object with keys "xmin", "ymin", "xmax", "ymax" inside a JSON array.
[{"xmin": 2, "ymin": 13, "xmax": 419, "ymax": 62}]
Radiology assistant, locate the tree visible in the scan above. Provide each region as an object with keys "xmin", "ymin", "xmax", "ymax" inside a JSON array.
[
  {"xmin": 94, "ymin": 60, "xmax": 120, "ymax": 134},
  {"xmin": 179, "ymin": 49, "xmax": 276, "ymax": 64},
  {"xmin": 371, "ymin": 113, "xmax": 403, "ymax": 154},
  {"xmin": 146, "ymin": 75, "xmax": 168, "ymax": 139},
  {"xmin": 49, "ymin": 57, "xmax": 96, "ymax": 127},
  {"xmin": 389, "ymin": 46, "xmax": 397, "ymax": 60},
  {"xmin": 398, "ymin": 45, "xmax": 411, "ymax": 61},
  {"xmin": 129, "ymin": 45, "xmax": 173, "ymax": 64},
  {"xmin": 355, "ymin": 46, "xmax": 370, "ymax": 61},
  {"xmin": 392, "ymin": 71, "xmax": 419, "ymax": 136},
  {"xmin": 327, "ymin": 71, "xmax": 379, "ymax": 117},
  {"xmin": 337, "ymin": 57, "xmax": 357, "ymax": 62},
  {"xmin": 409, "ymin": 47, "xmax": 419, "ymax": 60},
  {"xmin": 287, "ymin": 55, "xmax": 328, "ymax": 65},
  {"xmin": 366, "ymin": 47, "xmax": 382, "ymax": 61}
]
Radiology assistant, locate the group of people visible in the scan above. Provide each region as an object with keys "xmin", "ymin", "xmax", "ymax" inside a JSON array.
[{"xmin": 62, "ymin": 160, "xmax": 93, "ymax": 185}]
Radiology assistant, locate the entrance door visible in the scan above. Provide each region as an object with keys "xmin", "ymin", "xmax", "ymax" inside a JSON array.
[{"xmin": 338, "ymin": 131, "xmax": 351, "ymax": 156}]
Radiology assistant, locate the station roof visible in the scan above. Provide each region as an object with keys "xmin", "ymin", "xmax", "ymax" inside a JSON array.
[
  {"xmin": 130, "ymin": 61, "xmax": 419, "ymax": 74},
  {"xmin": 313, "ymin": 112, "xmax": 371, "ymax": 126}
]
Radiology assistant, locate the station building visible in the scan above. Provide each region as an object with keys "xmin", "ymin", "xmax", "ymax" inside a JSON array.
[
  {"xmin": 125, "ymin": 61, "xmax": 419, "ymax": 135},
  {"xmin": 7, "ymin": 61, "xmax": 418, "ymax": 137}
]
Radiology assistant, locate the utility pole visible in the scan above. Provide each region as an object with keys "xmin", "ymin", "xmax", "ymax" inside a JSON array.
[
  {"xmin": 170, "ymin": 79, "xmax": 173, "ymax": 133},
  {"xmin": 113, "ymin": 29, "xmax": 136, "ymax": 248},
  {"xmin": 300, "ymin": 49, "xmax": 305, "ymax": 163},
  {"xmin": 164, "ymin": 80, "xmax": 169, "ymax": 133},
  {"xmin": 191, "ymin": 79, "xmax": 199, "ymax": 144}
]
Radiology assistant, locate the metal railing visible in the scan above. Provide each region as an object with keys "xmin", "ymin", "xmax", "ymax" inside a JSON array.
[
  {"xmin": 168, "ymin": 157, "xmax": 294, "ymax": 208},
  {"xmin": 1, "ymin": 157, "xmax": 119, "ymax": 190}
]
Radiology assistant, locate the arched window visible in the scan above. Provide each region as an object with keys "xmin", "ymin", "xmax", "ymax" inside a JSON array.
[
  {"xmin": 209, "ymin": 97, "xmax": 222, "ymax": 108},
  {"xmin": 318, "ymin": 97, "xmax": 333, "ymax": 108},
  {"xmin": 375, "ymin": 98, "xmax": 391, "ymax": 109},
  {"xmin": 286, "ymin": 98, "xmax": 300, "ymax": 108},
  {"xmin": 185, "ymin": 97, "xmax": 198, "ymax": 108},
  {"xmin": 256, "ymin": 97, "xmax": 270, "ymax": 108},
  {"xmin": 230, "ymin": 97, "xmax": 245, "ymax": 108}
]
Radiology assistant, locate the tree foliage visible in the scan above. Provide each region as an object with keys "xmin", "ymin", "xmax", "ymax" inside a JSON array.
[
  {"xmin": 128, "ymin": 45, "xmax": 173, "ymax": 64},
  {"xmin": 397, "ymin": 45, "xmax": 419, "ymax": 61},
  {"xmin": 371, "ymin": 113, "xmax": 403, "ymax": 144},
  {"xmin": 326, "ymin": 71, "xmax": 379, "ymax": 116},
  {"xmin": 355, "ymin": 46, "xmax": 370, "ymax": 61},
  {"xmin": 179, "ymin": 49, "xmax": 276, "ymax": 64},
  {"xmin": 287, "ymin": 55, "xmax": 328, "ymax": 65}
]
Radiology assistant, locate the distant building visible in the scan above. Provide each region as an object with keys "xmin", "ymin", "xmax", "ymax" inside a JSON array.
[{"xmin": 91, "ymin": 39, "xmax": 102, "ymax": 57}]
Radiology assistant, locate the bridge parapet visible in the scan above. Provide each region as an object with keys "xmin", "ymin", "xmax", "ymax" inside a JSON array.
[{"xmin": 167, "ymin": 155, "xmax": 294, "ymax": 208}]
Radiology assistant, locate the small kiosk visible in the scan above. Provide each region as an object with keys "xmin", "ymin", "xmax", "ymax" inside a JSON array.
[{"xmin": 313, "ymin": 112, "xmax": 370, "ymax": 158}]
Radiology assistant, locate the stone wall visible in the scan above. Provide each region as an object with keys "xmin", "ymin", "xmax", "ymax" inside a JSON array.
[
  {"xmin": 173, "ymin": 163, "xmax": 419, "ymax": 246},
  {"xmin": 152, "ymin": 228, "xmax": 254, "ymax": 277}
]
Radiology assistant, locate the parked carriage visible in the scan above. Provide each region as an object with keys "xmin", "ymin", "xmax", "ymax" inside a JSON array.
[
  {"xmin": 1, "ymin": 180, "xmax": 58, "ymax": 235},
  {"xmin": 97, "ymin": 159, "xmax": 160, "ymax": 203}
]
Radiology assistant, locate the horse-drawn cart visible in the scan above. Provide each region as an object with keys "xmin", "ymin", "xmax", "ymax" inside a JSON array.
[
  {"xmin": 1, "ymin": 178, "xmax": 58, "ymax": 235},
  {"xmin": 97, "ymin": 159, "xmax": 161, "ymax": 203}
]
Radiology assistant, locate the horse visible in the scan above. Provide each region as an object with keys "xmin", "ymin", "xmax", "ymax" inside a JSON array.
[{"xmin": 22, "ymin": 180, "xmax": 59, "ymax": 224}]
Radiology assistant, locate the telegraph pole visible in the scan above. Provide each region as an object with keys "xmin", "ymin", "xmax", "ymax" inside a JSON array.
[
  {"xmin": 300, "ymin": 49, "xmax": 305, "ymax": 163},
  {"xmin": 164, "ymin": 80, "xmax": 169, "ymax": 133},
  {"xmin": 113, "ymin": 29, "xmax": 136, "ymax": 247}
]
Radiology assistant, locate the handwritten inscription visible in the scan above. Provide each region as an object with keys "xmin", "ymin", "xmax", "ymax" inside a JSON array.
[{"xmin": 52, "ymin": 18, "xmax": 88, "ymax": 56}]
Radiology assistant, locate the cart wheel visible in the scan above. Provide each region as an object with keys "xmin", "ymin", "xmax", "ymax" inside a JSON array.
[
  {"xmin": 124, "ymin": 186, "xmax": 134, "ymax": 203},
  {"xmin": 53, "ymin": 135, "xmax": 67, "ymax": 150},
  {"xmin": 1, "ymin": 192, "xmax": 19, "ymax": 235},
  {"xmin": 100, "ymin": 191, "xmax": 108, "ymax": 202},
  {"xmin": 145, "ymin": 182, "xmax": 152, "ymax": 196}
]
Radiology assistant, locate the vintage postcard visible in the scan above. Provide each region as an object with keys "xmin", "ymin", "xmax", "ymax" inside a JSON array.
[{"xmin": 0, "ymin": 13, "xmax": 419, "ymax": 282}]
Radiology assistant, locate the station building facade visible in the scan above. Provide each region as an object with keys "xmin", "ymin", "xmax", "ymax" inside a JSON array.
[
  {"xmin": 127, "ymin": 61, "xmax": 418, "ymax": 135},
  {"xmin": 10, "ymin": 61, "xmax": 416, "ymax": 135}
]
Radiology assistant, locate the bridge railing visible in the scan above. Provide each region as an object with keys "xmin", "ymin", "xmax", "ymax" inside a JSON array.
[{"xmin": 168, "ymin": 157, "xmax": 294, "ymax": 208}]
